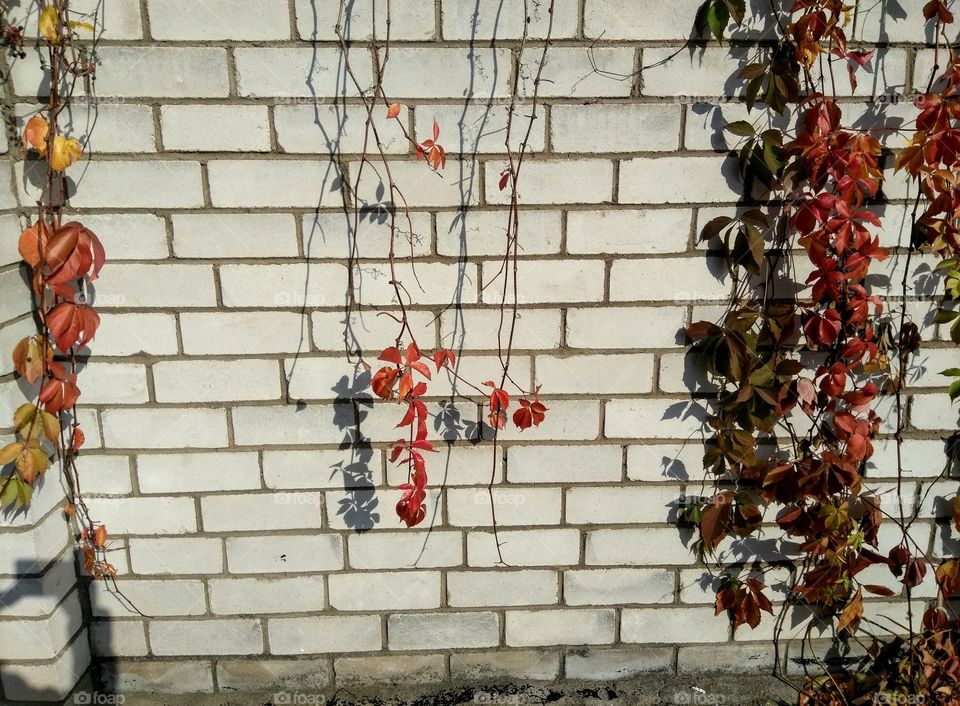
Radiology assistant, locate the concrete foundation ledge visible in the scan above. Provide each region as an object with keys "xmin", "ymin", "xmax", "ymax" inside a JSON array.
[{"xmin": 55, "ymin": 674, "xmax": 799, "ymax": 706}]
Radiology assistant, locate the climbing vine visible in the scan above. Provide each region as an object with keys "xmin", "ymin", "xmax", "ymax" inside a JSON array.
[
  {"xmin": 0, "ymin": 1, "xmax": 116, "ymax": 581},
  {"xmin": 687, "ymin": 0, "xmax": 960, "ymax": 702},
  {"xmin": 335, "ymin": 0, "xmax": 551, "ymax": 534}
]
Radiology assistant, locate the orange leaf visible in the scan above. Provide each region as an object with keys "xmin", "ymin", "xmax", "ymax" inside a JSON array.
[
  {"xmin": 12, "ymin": 335, "xmax": 51, "ymax": 384},
  {"xmin": 23, "ymin": 115, "xmax": 49, "ymax": 154},
  {"xmin": 18, "ymin": 221, "xmax": 50, "ymax": 268},
  {"xmin": 371, "ymin": 367, "xmax": 398, "ymax": 399},
  {"xmin": 836, "ymin": 587, "xmax": 863, "ymax": 634},
  {"xmin": 386, "ymin": 102, "xmax": 401, "ymax": 119}
]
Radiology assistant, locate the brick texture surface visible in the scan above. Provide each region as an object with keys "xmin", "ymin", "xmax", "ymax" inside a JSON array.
[{"xmin": 0, "ymin": 0, "xmax": 953, "ymax": 699}]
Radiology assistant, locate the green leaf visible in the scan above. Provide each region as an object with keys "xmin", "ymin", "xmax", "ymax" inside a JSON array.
[
  {"xmin": 723, "ymin": 0, "xmax": 746, "ymax": 24},
  {"xmin": 949, "ymin": 379, "xmax": 960, "ymax": 402},
  {"xmin": 706, "ymin": 0, "xmax": 730, "ymax": 42},
  {"xmin": 700, "ymin": 215, "xmax": 734, "ymax": 242},
  {"xmin": 741, "ymin": 209, "xmax": 768, "ymax": 229},
  {"xmin": 0, "ymin": 475, "xmax": 31, "ymax": 512},
  {"xmin": 952, "ymin": 318, "xmax": 960, "ymax": 344},
  {"xmin": 934, "ymin": 257, "xmax": 958, "ymax": 272},
  {"xmin": 934, "ymin": 308, "xmax": 959, "ymax": 324},
  {"xmin": 745, "ymin": 75, "xmax": 764, "ymax": 112},
  {"xmin": 942, "ymin": 368, "xmax": 960, "ymax": 378},
  {"xmin": 724, "ymin": 120, "xmax": 756, "ymax": 137}
]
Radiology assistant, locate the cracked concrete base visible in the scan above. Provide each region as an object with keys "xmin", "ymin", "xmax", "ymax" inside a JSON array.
[{"xmin": 76, "ymin": 675, "xmax": 798, "ymax": 706}]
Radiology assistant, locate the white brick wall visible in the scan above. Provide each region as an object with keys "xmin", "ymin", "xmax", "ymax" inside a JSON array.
[{"xmin": 0, "ymin": 0, "xmax": 954, "ymax": 699}]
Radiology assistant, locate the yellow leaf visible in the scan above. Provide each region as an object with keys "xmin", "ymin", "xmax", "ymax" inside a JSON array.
[
  {"xmin": 48, "ymin": 136, "xmax": 82, "ymax": 172},
  {"xmin": 39, "ymin": 5, "xmax": 58, "ymax": 42},
  {"xmin": 17, "ymin": 443, "xmax": 48, "ymax": 484},
  {"xmin": 23, "ymin": 115, "xmax": 49, "ymax": 155},
  {"xmin": 68, "ymin": 20, "xmax": 95, "ymax": 32},
  {"xmin": 0, "ymin": 441, "xmax": 24, "ymax": 466}
]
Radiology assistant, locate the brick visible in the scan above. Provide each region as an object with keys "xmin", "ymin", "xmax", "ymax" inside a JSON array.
[
  {"xmin": 622, "ymin": 607, "xmax": 728, "ymax": 643},
  {"xmin": 568, "ymin": 209, "xmax": 691, "ymax": 254},
  {"xmin": 678, "ymin": 644, "xmax": 776, "ymax": 673},
  {"xmin": 386, "ymin": 444, "xmax": 503, "ymax": 487},
  {"xmin": 129, "ymin": 537, "xmax": 223, "ymax": 575},
  {"xmin": 448, "ymin": 487, "xmax": 562, "ymax": 526},
  {"xmin": 92, "ymin": 263, "xmax": 217, "ymax": 308},
  {"xmin": 468, "ymin": 528, "xmax": 580, "ymax": 567},
  {"xmin": 208, "ymin": 160, "xmax": 344, "ymax": 208},
  {"xmin": 8, "ymin": 0, "xmax": 143, "ymax": 40},
  {"xmin": 315, "ymin": 309, "xmax": 437, "ymax": 353},
  {"xmin": 216, "ymin": 658, "xmax": 332, "ymax": 691},
  {"xmin": 181, "ymin": 312, "xmax": 307, "ymax": 355},
  {"xmin": 304, "ymin": 211, "xmax": 431, "ymax": 259},
  {"xmin": 620, "ymin": 156, "xmax": 742, "ymax": 204},
  {"xmin": 520, "ymin": 48, "xmax": 636, "ymax": 98},
  {"xmin": 586, "ymin": 527, "xmax": 696, "ymax": 565},
  {"xmin": 232, "ymin": 405, "xmax": 343, "ymax": 446},
  {"xmin": 210, "ymin": 576, "xmax": 324, "ymax": 615},
  {"xmin": 684, "ymin": 103, "xmax": 791, "ymax": 152},
  {"xmin": 439, "ymin": 307, "xmax": 562, "ymax": 351},
  {"xmin": 74, "ymin": 455, "xmax": 132, "ymax": 497},
  {"xmin": 415, "ymin": 105, "xmax": 547, "ymax": 156},
  {"xmin": 0, "ymin": 269, "xmax": 36, "ymax": 322},
  {"xmin": 0, "ymin": 590, "xmax": 82, "ymax": 659},
  {"xmin": 553, "ymin": 105, "xmax": 681, "ymax": 153},
  {"xmin": 335, "ymin": 654, "xmax": 446, "ymax": 686},
  {"xmin": 565, "ymin": 568, "xmax": 674, "ymax": 605},
  {"xmin": 448, "ymin": 570, "xmax": 559, "ymax": 607},
  {"xmin": 451, "ymin": 650, "xmax": 560, "ymax": 680},
  {"xmin": 148, "ymin": 0, "xmax": 290, "ymax": 40},
  {"xmin": 86, "ymin": 313, "xmax": 179, "ymax": 356},
  {"xmin": 328, "ymin": 487, "xmax": 441, "ymax": 532},
  {"xmin": 264, "ymin": 449, "xmax": 384, "ymax": 489},
  {"xmin": 566, "ymin": 486, "xmax": 683, "ymax": 525},
  {"xmin": 235, "ymin": 48, "xmax": 370, "ymax": 98},
  {"xmin": 201, "ymin": 493, "xmax": 323, "ymax": 532},
  {"xmin": 857, "ymin": 0, "xmax": 933, "ymax": 43},
  {"xmin": 150, "ymin": 619, "xmax": 263, "ymax": 656},
  {"xmin": 0, "ymin": 513, "xmax": 68, "ymax": 576},
  {"xmin": 137, "ymin": 451, "xmax": 261, "ymax": 494},
  {"xmin": 486, "ymin": 160, "xmax": 614, "ymax": 205},
  {"xmin": 627, "ymin": 444, "xmax": 705, "ymax": 482},
  {"xmin": 172, "ymin": 213, "xmax": 298, "ymax": 259},
  {"xmin": 570, "ymin": 647, "xmax": 675, "ymax": 681},
  {"xmin": 101, "ymin": 408, "xmax": 228, "ymax": 449},
  {"xmin": 497, "ymin": 400, "xmax": 602, "ymax": 442},
  {"xmin": 506, "ymin": 609, "xmax": 615, "ymax": 646},
  {"xmin": 354, "ymin": 159, "xmax": 481, "ymax": 208},
  {"xmin": 442, "ymin": 0, "xmax": 578, "ymax": 39},
  {"xmin": 585, "ymin": 0, "xmax": 776, "ymax": 40},
  {"xmin": 18, "ymin": 160, "xmax": 204, "ymax": 209},
  {"xmin": 0, "ymin": 559, "xmax": 74, "ymax": 617},
  {"xmin": 610, "ymin": 257, "xmax": 730, "ymax": 302},
  {"xmin": 348, "ymin": 531, "xmax": 463, "ymax": 569},
  {"xmin": 328, "ymin": 571, "xmax": 441, "ymax": 611},
  {"xmin": 101, "ymin": 660, "xmax": 213, "ymax": 694},
  {"xmin": 382, "ymin": 48, "xmax": 511, "ymax": 98},
  {"xmin": 508, "ymin": 445, "xmax": 622, "ymax": 484},
  {"xmin": 297, "ymin": 0, "xmax": 435, "ymax": 40},
  {"xmin": 226, "ymin": 534, "xmax": 343, "ymax": 574},
  {"xmin": 389, "ymin": 612, "xmax": 499, "ymax": 650},
  {"xmin": 500, "ymin": 260, "xmax": 605, "ymax": 303},
  {"xmin": 91, "ymin": 620, "xmax": 149, "ymax": 658},
  {"xmin": 54, "ymin": 104, "xmax": 156, "ymax": 153},
  {"xmin": 536, "ymin": 353, "xmax": 655, "ymax": 394},
  {"xmin": 269, "ymin": 616, "xmax": 382, "ymax": 655},
  {"xmin": 911, "ymin": 393, "xmax": 959, "ymax": 430},
  {"xmin": 14, "ymin": 47, "xmax": 229, "ymax": 98},
  {"xmin": 153, "ymin": 359, "xmax": 282, "ymax": 403},
  {"xmin": 74, "ymin": 362, "xmax": 149, "ymax": 404},
  {"xmin": 85, "ymin": 496, "xmax": 197, "ymax": 535},
  {"xmin": 0, "ymin": 213, "xmax": 22, "ymax": 265},
  {"xmin": 868, "ymin": 438, "xmax": 951, "ymax": 479},
  {"xmin": 1, "ymin": 633, "xmax": 90, "ymax": 702},
  {"xmin": 437, "ymin": 209, "xmax": 560, "ymax": 256},
  {"xmin": 566, "ymin": 306, "xmax": 686, "ymax": 349},
  {"xmin": 278, "ymin": 104, "xmax": 410, "ymax": 155},
  {"xmin": 90, "ymin": 579, "xmax": 207, "ymax": 618},
  {"xmin": 161, "ymin": 105, "xmax": 270, "ymax": 152}
]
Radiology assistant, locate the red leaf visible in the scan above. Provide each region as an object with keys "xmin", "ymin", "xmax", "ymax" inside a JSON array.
[
  {"xmin": 371, "ymin": 366, "xmax": 398, "ymax": 399},
  {"xmin": 433, "ymin": 349, "xmax": 455, "ymax": 371},
  {"xmin": 378, "ymin": 347, "xmax": 403, "ymax": 365}
]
